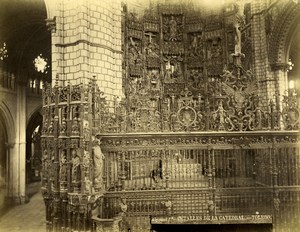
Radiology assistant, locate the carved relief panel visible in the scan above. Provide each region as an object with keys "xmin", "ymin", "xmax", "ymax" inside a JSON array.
[
  {"xmin": 206, "ymin": 38, "xmax": 223, "ymax": 76},
  {"xmin": 116, "ymin": 2, "xmax": 290, "ymax": 133},
  {"xmin": 162, "ymin": 14, "xmax": 183, "ymax": 42},
  {"xmin": 123, "ymin": 4, "xmax": 231, "ymax": 103}
]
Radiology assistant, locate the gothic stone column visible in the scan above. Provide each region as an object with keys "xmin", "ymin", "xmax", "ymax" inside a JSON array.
[
  {"xmin": 6, "ymin": 84, "xmax": 27, "ymax": 204},
  {"xmin": 47, "ymin": 0, "xmax": 123, "ymax": 102}
]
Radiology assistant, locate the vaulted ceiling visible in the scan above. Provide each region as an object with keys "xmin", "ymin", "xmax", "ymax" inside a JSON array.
[{"xmin": 0, "ymin": 0, "xmax": 51, "ymax": 83}]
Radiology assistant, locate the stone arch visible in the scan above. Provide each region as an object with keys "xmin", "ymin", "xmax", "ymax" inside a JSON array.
[
  {"xmin": 285, "ymin": 18, "xmax": 300, "ymax": 65},
  {"xmin": 0, "ymin": 102, "xmax": 15, "ymax": 146},
  {"xmin": 43, "ymin": 0, "xmax": 58, "ymax": 29},
  {"xmin": 0, "ymin": 101, "xmax": 15, "ymax": 208},
  {"xmin": 43, "ymin": 0, "xmax": 55, "ymax": 19},
  {"xmin": 27, "ymin": 105, "xmax": 43, "ymax": 127},
  {"xmin": 26, "ymin": 106, "xmax": 43, "ymax": 150},
  {"xmin": 268, "ymin": 1, "xmax": 300, "ymax": 67}
]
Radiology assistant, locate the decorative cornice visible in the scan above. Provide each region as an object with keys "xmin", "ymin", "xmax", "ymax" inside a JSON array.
[
  {"xmin": 55, "ymin": 40, "xmax": 122, "ymax": 54},
  {"xmin": 5, "ymin": 142, "xmax": 15, "ymax": 148},
  {"xmin": 97, "ymin": 131, "xmax": 299, "ymax": 151},
  {"xmin": 270, "ymin": 62, "xmax": 289, "ymax": 71}
]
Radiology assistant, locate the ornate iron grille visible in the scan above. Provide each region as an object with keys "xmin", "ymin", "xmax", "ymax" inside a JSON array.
[{"xmin": 40, "ymin": 2, "xmax": 300, "ymax": 232}]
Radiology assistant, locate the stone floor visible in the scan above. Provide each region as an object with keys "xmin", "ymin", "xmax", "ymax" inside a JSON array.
[{"xmin": 0, "ymin": 182, "xmax": 46, "ymax": 232}]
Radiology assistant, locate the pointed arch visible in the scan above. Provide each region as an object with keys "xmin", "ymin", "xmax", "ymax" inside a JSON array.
[
  {"xmin": 268, "ymin": 1, "xmax": 300, "ymax": 67},
  {"xmin": 26, "ymin": 106, "xmax": 43, "ymax": 146},
  {"xmin": 0, "ymin": 101, "xmax": 16, "ymax": 146},
  {"xmin": 44, "ymin": 0, "xmax": 58, "ymax": 19}
]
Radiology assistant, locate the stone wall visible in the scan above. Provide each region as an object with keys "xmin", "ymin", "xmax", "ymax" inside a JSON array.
[
  {"xmin": 251, "ymin": 0, "xmax": 297, "ymax": 111},
  {"xmin": 50, "ymin": 0, "xmax": 123, "ymax": 101},
  {"xmin": 251, "ymin": 0, "xmax": 275, "ymax": 107},
  {"xmin": 0, "ymin": 65, "xmax": 44, "ymax": 206}
]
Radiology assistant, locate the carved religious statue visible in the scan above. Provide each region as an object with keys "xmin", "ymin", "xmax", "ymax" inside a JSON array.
[
  {"xmin": 233, "ymin": 22, "xmax": 242, "ymax": 55},
  {"xmin": 213, "ymin": 101, "xmax": 227, "ymax": 130},
  {"xmin": 233, "ymin": 0, "xmax": 245, "ymax": 56},
  {"xmin": 119, "ymin": 198, "xmax": 128, "ymax": 216},
  {"xmin": 59, "ymin": 150, "xmax": 67, "ymax": 182},
  {"xmin": 169, "ymin": 16, "xmax": 177, "ymax": 41},
  {"xmin": 71, "ymin": 149, "xmax": 81, "ymax": 185},
  {"xmin": 128, "ymin": 37, "xmax": 142, "ymax": 65},
  {"xmin": 207, "ymin": 200, "xmax": 215, "ymax": 215},
  {"xmin": 42, "ymin": 149, "xmax": 49, "ymax": 180},
  {"xmin": 165, "ymin": 200, "xmax": 172, "ymax": 216},
  {"xmin": 190, "ymin": 34, "xmax": 202, "ymax": 57},
  {"xmin": 92, "ymin": 138, "xmax": 105, "ymax": 191}
]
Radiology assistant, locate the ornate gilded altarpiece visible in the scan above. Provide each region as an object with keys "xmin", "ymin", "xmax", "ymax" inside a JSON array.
[{"xmin": 41, "ymin": 2, "xmax": 300, "ymax": 232}]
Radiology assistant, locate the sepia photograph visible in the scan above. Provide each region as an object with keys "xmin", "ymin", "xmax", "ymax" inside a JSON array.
[{"xmin": 0, "ymin": 0, "xmax": 299, "ymax": 231}]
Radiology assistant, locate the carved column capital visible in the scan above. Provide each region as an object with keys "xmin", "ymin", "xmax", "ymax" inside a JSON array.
[
  {"xmin": 5, "ymin": 142, "xmax": 15, "ymax": 149},
  {"xmin": 270, "ymin": 62, "xmax": 289, "ymax": 71},
  {"xmin": 45, "ymin": 17, "xmax": 56, "ymax": 33}
]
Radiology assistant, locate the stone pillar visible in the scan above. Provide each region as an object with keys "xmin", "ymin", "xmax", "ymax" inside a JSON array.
[
  {"xmin": 47, "ymin": 0, "xmax": 123, "ymax": 101},
  {"xmin": 251, "ymin": 0, "xmax": 272, "ymax": 109},
  {"xmin": 7, "ymin": 85, "xmax": 27, "ymax": 204},
  {"xmin": 42, "ymin": 1, "xmax": 124, "ymax": 231},
  {"xmin": 251, "ymin": 0, "xmax": 290, "ymax": 113},
  {"xmin": 272, "ymin": 64, "xmax": 289, "ymax": 106},
  {"xmin": 5, "ymin": 143, "xmax": 13, "ymax": 202}
]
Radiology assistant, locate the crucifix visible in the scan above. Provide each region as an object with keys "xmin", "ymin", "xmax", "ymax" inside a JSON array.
[{"xmin": 145, "ymin": 32, "xmax": 156, "ymax": 44}]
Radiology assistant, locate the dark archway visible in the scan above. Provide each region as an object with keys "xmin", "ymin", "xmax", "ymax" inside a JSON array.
[
  {"xmin": 26, "ymin": 109, "xmax": 43, "ymax": 184},
  {"xmin": 0, "ymin": 114, "xmax": 7, "ymax": 208},
  {"xmin": 0, "ymin": 0, "xmax": 51, "ymax": 84},
  {"xmin": 0, "ymin": 111, "xmax": 8, "ymax": 214}
]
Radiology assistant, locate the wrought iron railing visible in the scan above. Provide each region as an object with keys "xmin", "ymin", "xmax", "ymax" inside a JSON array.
[
  {"xmin": 101, "ymin": 187, "xmax": 274, "ymax": 219},
  {"xmin": 41, "ymin": 80, "xmax": 300, "ymax": 232},
  {"xmin": 41, "ymin": 81, "xmax": 299, "ymax": 138}
]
